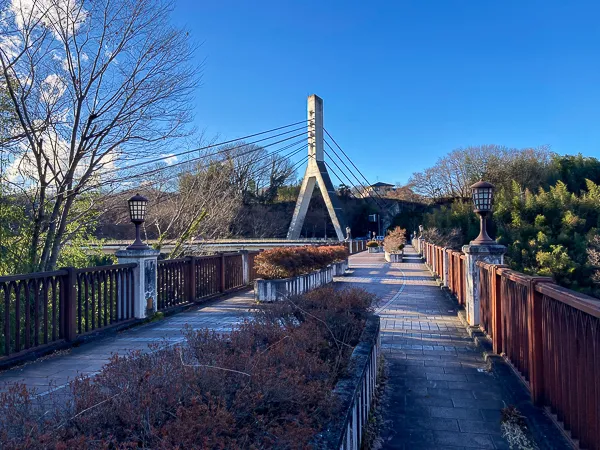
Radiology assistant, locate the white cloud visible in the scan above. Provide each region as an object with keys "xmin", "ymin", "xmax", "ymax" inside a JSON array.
[
  {"xmin": 9, "ymin": 0, "xmax": 87, "ymax": 40},
  {"xmin": 161, "ymin": 154, "xmax": 178, "ymax": 165}
]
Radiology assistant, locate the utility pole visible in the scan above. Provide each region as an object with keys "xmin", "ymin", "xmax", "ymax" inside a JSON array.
[{"xmin": 287, "ymin": 95, "xmax": 347, "ymax": 241}]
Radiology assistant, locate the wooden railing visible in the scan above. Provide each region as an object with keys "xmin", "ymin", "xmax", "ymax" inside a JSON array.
[
  {"xmin": 76, "ymin": 264, "xmax": 137, "ymax": 335},
  {"xmin": 0, "ymin": 251, "xmax": 260, "ymax": 364},
  {"xmin": 156, "ymin": 252, "xmax": 259, "ymax": 312},
  {"xmin": 0, "ymin": 264, "xmax": 136, "ymax": 361},
  {"xmin": 418, "ymin": 239, "xmax": 600, "ymax": 450}
]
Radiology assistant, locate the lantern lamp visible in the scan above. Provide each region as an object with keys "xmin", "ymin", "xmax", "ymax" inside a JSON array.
[
  {"xmin": 127, "ymin": 193, "xmax": 149, "ymax": 250},
  {"xmin": 470, "ymin": 180, "xmax": 495, "ymax": 244}
]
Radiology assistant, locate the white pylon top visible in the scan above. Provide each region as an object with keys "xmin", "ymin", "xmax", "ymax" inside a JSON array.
[{"xmin": 308, "ymin": 94, "xmax": 324, "ymax": 162}]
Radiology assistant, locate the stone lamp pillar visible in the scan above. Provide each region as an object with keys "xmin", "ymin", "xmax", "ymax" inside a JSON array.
[
  {"xmin": 116, "ymin": 248, "xmax": 159, "ymax": 319},
  {"xmin": 116, "ymin": 194, "xmax": 159, "ymax": 319},
  {"xmin": 463, "ymin": 181, "xmax": 506, "ymax": 326}
]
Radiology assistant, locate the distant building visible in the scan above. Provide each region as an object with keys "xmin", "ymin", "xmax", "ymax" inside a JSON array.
[{"xmin": 362, "ymin": 182, "xmax": 395, "ymax": 198}]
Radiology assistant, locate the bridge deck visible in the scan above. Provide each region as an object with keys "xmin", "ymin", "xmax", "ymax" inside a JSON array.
[{"xmin": 0, "ymin": 247, "xmax": 562, "ymax": 448}]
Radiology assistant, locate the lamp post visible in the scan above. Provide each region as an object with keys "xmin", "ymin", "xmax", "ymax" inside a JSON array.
[
  {"xmin": 419, "ymin": 224, "xmax": 423, "ymax": 237},
  {"xmin": 470, "ymin": 180, "xmax": 495, "ymax": 245},
  {"xmin": 116, "ymin": 193, "xmax": 158, "ymax": 319},
  {"xmin": 127, "ymin": 194, "xmax": 149, "ymax": 250},
  {"xmin": 462, "ymin": 179, "xmax": 505, "ymax": 327}
]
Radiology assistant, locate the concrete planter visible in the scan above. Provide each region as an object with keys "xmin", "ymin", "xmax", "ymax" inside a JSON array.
[
  {"xmin": 254, "ymin": 259, "xmax": 348, "ymax": 302},
  {"xmin": 322, "ymin": 315, "xmax": 381, "ymax": 449},
  {"xmin": 367, "ymin": 247, "xmax": 383, "ymax": 253},
  {"xmin": 384, "ymin": 250, "xmax": 404, "ymax": 263}
]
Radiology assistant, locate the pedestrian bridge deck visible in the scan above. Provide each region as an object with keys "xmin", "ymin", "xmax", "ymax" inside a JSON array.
[{"xmin": 0, "ymin": 247, "xmax": 567, "ymax": 449}]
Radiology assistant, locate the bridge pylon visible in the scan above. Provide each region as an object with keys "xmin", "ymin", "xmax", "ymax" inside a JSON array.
[{"xmin": 287, "ymin": 95, "xmax": 347, "ymax": 241}]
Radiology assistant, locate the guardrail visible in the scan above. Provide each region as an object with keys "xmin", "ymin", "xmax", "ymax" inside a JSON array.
[
  {"xmin": 157, "ymin": 252, "xmax": 259, "ymax": 312},
  {"xmin": 418, "ymin": 239, "xmax": 600, "ymax": 450},
  {"xmin": 0, "ymin": 251, "xmax": 260, "ymax": 366},
  {"xmin": 345, "ymin": 240, "xmax": 367, "ymax": 254},
  {"xmin": 0, "ymin": 263, "xmax": 136, "ymax": 363}
]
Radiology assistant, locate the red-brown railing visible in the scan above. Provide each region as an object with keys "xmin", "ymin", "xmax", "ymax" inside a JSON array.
[
  {"xmin": 157, "ymin": 252, "xmax": 257, "ymax": 312},
  {"xmin": 1, "ymin": 270, "xmax": 67, "ymax": 359},
  {"xmin": 1, "ymin": 250, "xmax": 258, "ymax": 362},
  {"xmin": 476, "ymin": 261, "xmax": 600, "ymax": 450},
  {"xmin": 224, "ymin": 253, "xmax": 244, "ymax": 291},
  {"xmin": 157, "ymin": 258, "xmax": 190, "ymax": 310},
  {"xmin": 445, "ymin": 249, "xmax": 466, "ymax": 306},
  {"xmin": 76, "ymin": 264, "xmax": 136, "ymax": 335},
  {"xmin": 421, "ymin": 238, "xmax": 600, "ymax": 448},
  {"xmin": 194, "ymin": 255, "xmax": 222, "ymax": 300},
  {"xmin": 344, "ymin": 240, "xmax": 366, "ymax": 254},
  {"xmin": 0, "ymin": 264, "xmax": 136, "ymax": 361}
]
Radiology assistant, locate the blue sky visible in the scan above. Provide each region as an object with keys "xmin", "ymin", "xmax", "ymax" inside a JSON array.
[{"xmin": 171, "ymin": 0, "xmax": 600, "ymax": 186}]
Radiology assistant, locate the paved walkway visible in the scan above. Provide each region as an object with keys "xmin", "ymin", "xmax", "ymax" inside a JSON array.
[
  {"xmin": 337, "ymin": 246, "xmax": 513, "ymax": 450},
  {"xmin": 0, "ymin": 291, "xmax": 255, "ymax": 396}
]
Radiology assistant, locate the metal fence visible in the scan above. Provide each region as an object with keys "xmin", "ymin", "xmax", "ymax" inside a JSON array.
[{"xmin": 419, "ymin": 239, "xmax": 600, "ymax": 450}]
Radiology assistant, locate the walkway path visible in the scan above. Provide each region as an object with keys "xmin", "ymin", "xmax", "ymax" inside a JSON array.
[
  {"xmin": 337, "ymin": 246, "xmax": 514, "ymax": 450},
  {"xmin": 0, "ymin": 291, "xmax": 255, "ymax": 396}
]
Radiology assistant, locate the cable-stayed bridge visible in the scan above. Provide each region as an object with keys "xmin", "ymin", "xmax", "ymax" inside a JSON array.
[{"xmin": 94, "ymin": 94, "xmax": 399, "ymax": 251}]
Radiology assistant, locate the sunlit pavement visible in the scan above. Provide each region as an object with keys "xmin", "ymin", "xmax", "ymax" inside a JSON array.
[{"xmin": 336, "ymin": 247, "xmax": 512, "ymax": 450}]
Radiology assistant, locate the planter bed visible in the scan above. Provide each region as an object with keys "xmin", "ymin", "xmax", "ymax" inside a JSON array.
[
  {"xmin": 367, "ymin": 247, "xmax": 383, "ymax": 253},
  {"xmin": 385, "ymin": 250, "xmax": 404, "ymax": 262},
  {"xmin": 254, "ymin": 259, "xmax": 348, "ymax": 302}
]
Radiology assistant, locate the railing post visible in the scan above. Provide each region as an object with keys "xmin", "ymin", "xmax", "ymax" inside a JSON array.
[
  {"xmin": 220, "ymin": 253, "xmax": 226, "ymax": 293},
  {"xmin": 241, "ymin": 250, "xmax": 249, "ymax": 285},
  {"xmin": 187, "ymin": 256, "xmax": 197, "ymax": 302},
  {"xmin": 528, "ymin": 277, "xmax": 554, "ymax": 405},
  {"xmin": 116, "ymin": 248, "xmax": 159, "ymax": 319},
  {"xmin": 442, "ymin": 248, "xmax": 450, "ymax": 287},
  {"xmin": 63, "ymin": 267, "xmax": 78, "ymax": 342},
  {"xmin": 491, "ymin": 265, "xmax": 508, "ymax": 354}
]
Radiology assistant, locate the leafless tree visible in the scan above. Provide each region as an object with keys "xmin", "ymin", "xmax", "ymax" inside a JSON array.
[
  {"xmin": 216, "ymin": 140, "xmax": 296, "ymax": 204},
  {"xmin": 409, "ymin": 145, "xmax": 553, "ymax": 200},
  {"xmin": 0, "ymin": 0, "xmax": 198, "ymax": 270},
  {"xmin": 143, "ymin": 161, "xmax": 241, "ymax": 258}
]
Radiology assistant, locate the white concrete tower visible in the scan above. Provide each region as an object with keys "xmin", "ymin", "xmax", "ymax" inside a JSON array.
[{"xmin": 287, "ymin": 95, "xmax": 347, "ymax": 241}]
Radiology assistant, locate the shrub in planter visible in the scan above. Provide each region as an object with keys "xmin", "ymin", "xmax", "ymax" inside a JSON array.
[
  {"xmin": 384, "ymin": 227, "xmax": 407, "ymax": 253},
  {"xmin": 254, "ymin": 245, "xmax": 348, "ymax": 280},
  {"xmin": 366, "ymin": 241, "xmax": 379, "ymax": 248}
]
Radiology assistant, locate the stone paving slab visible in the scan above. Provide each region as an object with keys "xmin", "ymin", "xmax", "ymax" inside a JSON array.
[
  {"xmin": 0, "ymin": 290, "xmax": 256, "ymax": 396},
  {"xmin": 335, "ymin": 247, "xmax": 515, "ymax": 450}
]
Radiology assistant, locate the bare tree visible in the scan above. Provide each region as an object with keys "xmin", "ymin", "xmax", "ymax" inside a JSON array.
[
  {"xmin": 143, "ymin": 161, "xmax": 241, "ymax": 258},
  {"xmin": 216, "ymin": 140, "xmax": 296, "ymax": 204},
  {"xmin": 0, "ymin": 0, "xmax": 198, "ymax": 270},
  {"xmin": 409, "ymin": 145, "xmax": 553, "ymax": 200}
]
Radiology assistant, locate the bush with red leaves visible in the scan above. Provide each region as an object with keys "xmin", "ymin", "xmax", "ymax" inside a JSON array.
[
  {"xmin": 0, "ymin": 286, "xmax": 374, "ymax": 449},
  {"xmin": 254, "ymin": 245, "xmax": 349, "ymax": 280}
]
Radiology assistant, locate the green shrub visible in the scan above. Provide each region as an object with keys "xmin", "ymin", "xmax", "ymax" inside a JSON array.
[{"xmin": 366, "ymin": 241, "xmax": 379, "ymax": 248}]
